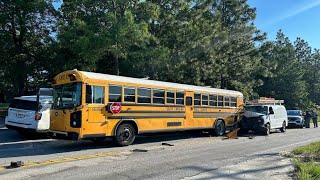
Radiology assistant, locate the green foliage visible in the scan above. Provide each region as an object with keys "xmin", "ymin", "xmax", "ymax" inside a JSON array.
[
  {"xmin": 0, "ymin": 103, "xmax": 9, "ymax": 109},
  {"xmin": 0, "ymin": 0, "xmax": 58, "ymax": 100},
  {"xmin": 256, "ymin": 31, "xmax": 311, "ymax": 109},
  {"xmin": 0, "ymin": 0, "xmax": 319, "ymax": 110},
  {"xmin": 294, "ymin": 160, "xmax": 320, "ymax": 180},
  {"xmin": 292, "ymin": 142, "xmax": 320, "ymax": 180},
  {"xmin": 292, "ymin": 142, "xmax": 320, "ymax": 156},
  {"xmin": 57, "ymin": 0, "xmax": 154, "ymax": 75}
]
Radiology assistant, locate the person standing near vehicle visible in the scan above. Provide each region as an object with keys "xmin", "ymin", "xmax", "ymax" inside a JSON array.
[
  {"xmin": 311, "ymin": 110, "xmax": 318, "ymax": 128},
  {"xmin": 304, "ymin": 111, "xmax": 312, "ymax": 128}
]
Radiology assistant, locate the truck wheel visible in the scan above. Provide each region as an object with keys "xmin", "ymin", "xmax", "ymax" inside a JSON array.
[
  {"xmin": 114, "ymin": 123, "xmax": 136, "ymax": 146},
  {"xmin": 214, "ymin": 120, "xmax": 225, "ymax": 136},
  {"xmin": 264, "ymin": 124, "xmax": 270, "ymax": 135},
  {"xmin": 280, "ymin": 121, "xmax": 286, "ymax": 132}
]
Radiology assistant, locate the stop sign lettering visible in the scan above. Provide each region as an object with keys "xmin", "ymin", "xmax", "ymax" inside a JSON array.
[{"xmin": 110, "ymin": 102, "xmax": 121, "ymax": 114}]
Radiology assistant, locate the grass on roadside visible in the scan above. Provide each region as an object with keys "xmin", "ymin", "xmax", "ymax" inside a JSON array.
[
  {"xmin": 292, "ymin": 142, "xmax": 320, "ymax": 180},
  {"xmin": 294, "ymin": 160, "xmax": 320, "ymax": 180},
  {"xmin": 292, "ymin": 142, "xmax": 320, "ymax": 156}
]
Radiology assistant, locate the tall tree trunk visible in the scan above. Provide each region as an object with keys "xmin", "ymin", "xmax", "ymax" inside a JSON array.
[
  {"xmin": 115, "ymin": 55, "xmax": 120, "ymax": 76},
  {"xmin": 220, "ymin": 74, "xmax": 224, "ymax": 89},
  {"xmin": 16, "ymin": 60, "xmax": 27, "ymax": 96}
]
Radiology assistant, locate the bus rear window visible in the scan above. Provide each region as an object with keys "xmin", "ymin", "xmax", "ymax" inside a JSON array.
[{"xmin": 9, "ymin": 100, "xmax": 38, "ymax": 111}]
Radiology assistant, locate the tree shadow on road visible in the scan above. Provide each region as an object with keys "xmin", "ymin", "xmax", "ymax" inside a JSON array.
[
  {"xmin": 180, "ymin": 153, "xmax": 293, "ymax": 180},
  {"xmin": 0, "ymin": 130, "xmax": 221, "ymax": 159}
]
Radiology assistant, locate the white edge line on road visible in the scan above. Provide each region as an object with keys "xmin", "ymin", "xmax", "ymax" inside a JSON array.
[
  {"xmin": 254, "ymin": 137, "xmax": 320, "ymax": 155},
  {"xmin": 0, "ymin": 139, "xmax": 56, "ymax": 146}
]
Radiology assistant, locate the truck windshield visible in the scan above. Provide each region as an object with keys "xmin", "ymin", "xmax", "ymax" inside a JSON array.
[
  {"xmin": 245, "ymin": 106, "xmax": 268, "ymax": 115},
  {"xmin": 53, "ymin": 83, "xmax": 82, "ymax": 109}
]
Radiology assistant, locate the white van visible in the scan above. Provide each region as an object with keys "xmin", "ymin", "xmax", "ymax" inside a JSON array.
[
  {"xmin": 5, "ymin": 94, "xmax": 52, "ymax": 135},
  {"xmin": 240, "ymin": 105, "xmax": 288, "ymax": 135}
]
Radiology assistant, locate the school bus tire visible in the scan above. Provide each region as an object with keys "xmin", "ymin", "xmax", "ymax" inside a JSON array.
[
  {"xmin": 214, "ymin": 119, "xmax": 225, "ymax": 136},
  {"xmin": 114, "ymin": 123, "xmax": 136, "ymax": 146}
]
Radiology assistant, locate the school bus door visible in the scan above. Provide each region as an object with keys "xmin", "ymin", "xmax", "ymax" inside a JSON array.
[
  {"xmin": 184, "ymin": 91, "xmax": 194, "ymax": 128},
  {"xmin": 84, "ymin": 85, "xmax": 107, "ymax": 135}
]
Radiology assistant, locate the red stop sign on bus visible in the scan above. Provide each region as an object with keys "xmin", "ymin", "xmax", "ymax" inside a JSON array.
[{"xmin": 110, "ymin": 102, "xmax": 121, "ymax": 114}]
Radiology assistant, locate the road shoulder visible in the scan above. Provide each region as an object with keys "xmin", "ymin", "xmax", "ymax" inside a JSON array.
[{"xmin": 182, "ymin": 152, "xmax": 294, "ymax": 180}]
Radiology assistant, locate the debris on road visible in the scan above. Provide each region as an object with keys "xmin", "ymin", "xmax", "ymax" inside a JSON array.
[
  {"xmin": 9, "ymin": 161, "xmax": 24, "ymax": 168},
  {"xmin": 162, "ymin": 143, "xmax": 174, "ymax": 146},
  {"xmin": 132, "ymin": 149, "xmax": 148, "ymax": 152},
  {"xmin": 223, "ymin": 128, "xmax": 240, "ymax": 140}
]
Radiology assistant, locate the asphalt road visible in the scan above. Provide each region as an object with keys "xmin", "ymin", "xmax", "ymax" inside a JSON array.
[{"xmin": 0, "ymin": 123, "xmax": 320, "ymax": 180}]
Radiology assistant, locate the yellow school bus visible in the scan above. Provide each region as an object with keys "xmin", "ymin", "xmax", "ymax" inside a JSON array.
[{"xmin": 50, "ymin": 70, "xmax": 244, "ymax": 146}]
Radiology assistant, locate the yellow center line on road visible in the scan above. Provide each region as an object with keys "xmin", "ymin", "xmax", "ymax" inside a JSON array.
[{"xmin": 0, "ymin": 151, "xmax": 119, "ymax": 171}]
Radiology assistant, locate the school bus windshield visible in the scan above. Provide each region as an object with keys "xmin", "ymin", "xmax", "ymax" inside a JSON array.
[{"xmin": 53, "ymin": 83, "xmax": 82, "ymax": 109}]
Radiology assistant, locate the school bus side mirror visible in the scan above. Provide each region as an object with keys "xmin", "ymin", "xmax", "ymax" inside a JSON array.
[{"xmin": 105, "ymin": 104, "xmax": 110, "ymax": 112}]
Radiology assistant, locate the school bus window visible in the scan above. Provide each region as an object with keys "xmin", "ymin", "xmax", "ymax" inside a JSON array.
[
  {"xmin": 194, "ymin": 93, "xmax": 200, "ymax": 106},
  {"xmin": 202, "ymin": 94, "xmax": 209, "ymax": 106},
  {"xmin": 86, "ymin": 85, "xmax": 105, "ymax": 104},
  {"xmin": 109, "ymin": 85, "xmax": 122, "ymax": 102},
  {"xmin": 218, "ymin": 95, "xmax": 224, "ymax": 107},
  {"xmin": 138, "ymin": 88, "xmax": 151, "ymax": 103},
  {"xmin": 224, "ymin": 96, "xmax": 230, "ymax": 107},
  {"xmin": 93, "ymin": 86, "xmax": 105, "ymax": 104},
  {"xmin": 176, "ymin": 91, "xmax": 184, "ymax": 105},
  {"xmin": 85, "ymin": 85, "xmax": 92, "ymax": 104},
  {"xmin": 231, "ymin": 97, "xmax": 237, "ymax": 107},
  {"xmin": 166, "ymin": 91, "xmax": 175, "ymax": 104},
  {"xmin": 124, "ymin": 86, "xmax": 135, "ymax": 103},
  {"xmin": 186, "ymin": 96, "xmax": 192, "ymax": 106},
  {"xmin": 209, "ymin": 95, "xmax": 217, "ymax": 106},
  {"xmin": 153, "ymin": 89, "xmax": 165, "ymax": 104}
]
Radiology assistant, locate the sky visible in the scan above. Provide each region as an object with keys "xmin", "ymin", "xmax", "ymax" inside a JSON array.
[{"xmin": 248, "ymin": 0, "xmax": 320, "ymax": 49}]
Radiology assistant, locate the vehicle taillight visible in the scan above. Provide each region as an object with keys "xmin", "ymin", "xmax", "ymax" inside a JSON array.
[{"xmin": 35, "ymin": 113, "xmax": 42, "ymax": 121}]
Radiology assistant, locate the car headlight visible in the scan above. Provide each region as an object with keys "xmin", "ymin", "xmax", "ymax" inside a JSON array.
[{"xmin": 257, "ymin": 116, "xmax": 264, "ymax": 124}]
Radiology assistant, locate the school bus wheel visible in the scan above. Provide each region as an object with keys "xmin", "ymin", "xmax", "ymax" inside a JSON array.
[
  {"xmin": 114, "ymin": 123, "xmax": 136, "ymax": 146},
  {"xmin": 214, "ymin": 119, "xmax": 225, "ymax": 136}
]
